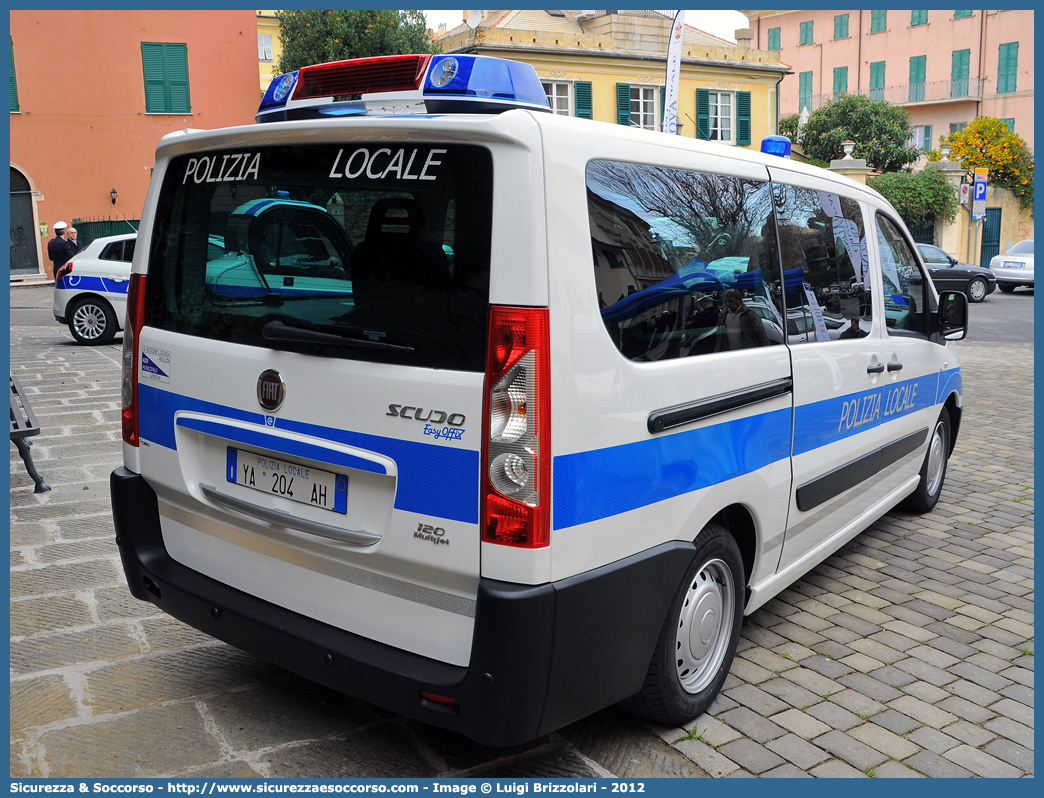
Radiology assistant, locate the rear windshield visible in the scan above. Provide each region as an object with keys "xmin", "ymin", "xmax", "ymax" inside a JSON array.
[
  {"xmin": 145, "ymin": 143, "xmax": 493, "ymax": 371},
  {"xmin": 1008, "ymin": 239, "xmax": 1033, "ymax": 255}
]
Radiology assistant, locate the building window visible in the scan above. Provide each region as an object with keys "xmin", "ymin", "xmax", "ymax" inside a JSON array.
[
  {"xmin": 911, "ymin": 10, "xmax": 928, "ymax": 26},
  {"xmin": 871, "ymin": 10, "xmax": 887, "ymax": 33},
  {"xmin": 834, "ymin": 14, "xmax": 849, "ymax": 40},
  {"xmin": 618, "ymin": 84, "xmax": 658, "ymax": 130},
  {"xmin": 707, "ymin": 91, "xmax": 733, "ymax": 142},
  {"xmin": 141, "ymin": 42, "xmax": 191, "ymax": 114},
  {"xmin": 911, "ymin": 124, "xmax": 933, "ymax": 152},
  {"xmin": 9, "ymin": 37, "xmax": 18, "ymax": 113},
  {"xmin": 767, "ymin": 27, "xmax": 780, "ymax": 50},
  {"xmin": 869, "ymin": 61, "xmax": 886, "ymax": 100},
  {"xmin": 1000, "ymin": 117, "xmax": 1015, "ymax": 133},
  {"xmin": 954, "ymin": 11, "xmax": 973, "ymax": 20},
  {"xmin": 574, "ymin": 80, "xmax": 593, "ymax": 119},
  {"xmin": 909, "ymin": 55, "xmax": 926, "ymax": 101},
  {"xmin": 924, "ymin": 124, "xmax": 933, "ymax": 151},
  {"xmin": 799, "ymin": 20, "xmax": 814, "ymax": 45},
  {"xmin": 696, "ymin": 89, "xmax": 751, "ymax": 145},
  {"xmin": 949, "ymin": 121, "xmax": 967, "ymax": 135},
  {"xmin": 799, "ymin": 71, "xmax": 813, "ymax": 113},
  {"xmin": 541, "ymin": 81, "xmax": 572, "ymax": 116},
  {"xmin": 997, "ymin": 42, "xmax": 1018, "ymax": 93},
  {"xmin": 951, "ymin": 49, "xmax": 970, "ymax": 97},
  {"xmin": 833, "ymin": 67, "xmax": 848, "ymax": 97},
  {"xmin": 258, "ymin": 33, "xmax": 273, "ymax": 62}
]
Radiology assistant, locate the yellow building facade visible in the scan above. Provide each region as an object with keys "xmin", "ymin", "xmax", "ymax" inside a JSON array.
[
  {"xmin": 257, "ymin": 10, "xmax": 283, "ymax": 95},
  {"xmin": 437, "ymin": 11, "xmax": 790, "ymax": 149}
]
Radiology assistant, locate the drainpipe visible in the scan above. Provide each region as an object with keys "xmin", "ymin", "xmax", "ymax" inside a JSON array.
[
  {"xmin": 977, "ymin": 10, "xmax": 986, "ymax": 117},
  {"xmin": 856, "ymin": 10, "xmax": 862, "ymax": 93}
]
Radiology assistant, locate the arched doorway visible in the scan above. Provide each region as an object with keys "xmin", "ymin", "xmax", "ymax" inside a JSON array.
[{"xmin": 10, "ymin": 166, "xmax": 42, "ymax": 277}]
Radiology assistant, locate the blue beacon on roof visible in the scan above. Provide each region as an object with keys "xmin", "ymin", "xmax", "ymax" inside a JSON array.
[{"xmin": 256, "ymin": 53, "xmax": 551, "ymax": 123}]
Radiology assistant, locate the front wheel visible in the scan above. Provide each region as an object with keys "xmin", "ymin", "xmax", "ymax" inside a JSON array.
[
  {"xmin": 68, "ymin": 297, "xmax": 118, "ymax": 345},
  {"xmin": 968, "ymin": 277, "xmax": 988, "ymax": 303},
  {"xmin": 901, "ymin": 409, "xmax": 950, "ymax": 514},
  {"xmin": 623, "ymin": 523, "xmax": 745, "ymax": 726}
]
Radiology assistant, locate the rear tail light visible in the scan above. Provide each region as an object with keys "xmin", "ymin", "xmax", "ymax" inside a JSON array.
[
  {"xmin": 55, "ymin": 262, "xmax": 74, "ymax": 281},
  {"xmin": 481, "ymin": 306, "xmax": 550, "ymax": 548},
  {"xmin": 121, "ymin": 274, "xmax": 146, "ymax": 446}
]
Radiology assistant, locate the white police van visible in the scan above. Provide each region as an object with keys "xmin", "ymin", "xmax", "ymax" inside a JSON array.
[{"xmin": 111, "ymin": 54, "xmax": 969, "ymax": 746}]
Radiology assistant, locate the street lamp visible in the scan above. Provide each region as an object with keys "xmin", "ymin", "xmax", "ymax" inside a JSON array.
[{"xmin": 110, "ymin": 188, "xmax": 117, "ymax": 206}]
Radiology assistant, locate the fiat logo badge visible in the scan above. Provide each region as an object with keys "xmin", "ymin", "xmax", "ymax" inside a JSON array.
[{"xmin": 257, "ymin": 370, "xmax": 285, "ymax": 411}]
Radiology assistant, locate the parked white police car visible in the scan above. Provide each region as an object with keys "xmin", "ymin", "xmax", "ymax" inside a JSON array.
[
  {"xmin": 111, "ymin": 54, "xmax": 969, "ymax": 746},
  {"xmin": 53, "ymin": 232, "xmax": 137, "ymax": 345}
]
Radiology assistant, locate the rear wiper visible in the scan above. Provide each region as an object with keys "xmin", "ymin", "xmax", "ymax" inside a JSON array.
[{"xmin": 262, "ymin": 320, "xmax": 415, "ymax": 352}]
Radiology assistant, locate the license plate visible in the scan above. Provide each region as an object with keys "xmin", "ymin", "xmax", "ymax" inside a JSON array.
[
  {"xmin": 1004, "ymin": 261, "xmax": 1024, "ymax": 268},
  {"xmin": 226, "ymin": 447, "xmax": 347, "ymax": 514}
]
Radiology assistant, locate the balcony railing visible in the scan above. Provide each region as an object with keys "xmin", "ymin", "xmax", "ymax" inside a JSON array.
[{"xmin": 802, "ymin": 78, "xmax": 984, "ymax": 111}]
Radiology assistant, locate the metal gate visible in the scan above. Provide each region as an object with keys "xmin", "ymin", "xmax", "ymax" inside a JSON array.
[
  {"xmin": 980, "ymin": 208, "xmax": 1002, "ymax": 267},
  {"xmin": 10, "ymin": 168, "xmax": 39, "ymax": 276},
  {"xmin": 907, "ymin": 220, "xmax": 936, "ymax": 245}
]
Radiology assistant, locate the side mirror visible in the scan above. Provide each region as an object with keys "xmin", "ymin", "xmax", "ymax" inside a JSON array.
[
  {"xmin": 939, "ymin": 290, "xmax": 969, "ymax": 340},
  {"xmin": 948, "ymin": 255, "xmax": 958, "ymax": 267}
]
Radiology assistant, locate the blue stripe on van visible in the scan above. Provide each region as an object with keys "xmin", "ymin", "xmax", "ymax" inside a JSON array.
[
  {"xmin": 137, "ymin": 384, "xmax": 479, "ymax": 524},
  {"xmin": 553, "ymin": 408, "xmax": 793, "ymax": 531}
]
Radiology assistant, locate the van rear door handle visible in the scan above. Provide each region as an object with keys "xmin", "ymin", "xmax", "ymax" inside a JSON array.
[
  {"xmin": 887, "ymin": 362, "xmax": 904, "ymax": 372},
  {"xmin": 867, "ymin": 363, "xmax": 885, "ymax": 374}
]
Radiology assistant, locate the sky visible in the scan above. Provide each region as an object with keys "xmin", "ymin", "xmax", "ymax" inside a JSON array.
[{"xmin": 423, "ymin": 9, "xmax": 749, "ymax": 43}]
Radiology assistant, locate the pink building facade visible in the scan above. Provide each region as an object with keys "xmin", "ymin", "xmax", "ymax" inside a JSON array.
[{"xmin": 742, "ymin": 9, "xmax": 1034, "ymax": 153}]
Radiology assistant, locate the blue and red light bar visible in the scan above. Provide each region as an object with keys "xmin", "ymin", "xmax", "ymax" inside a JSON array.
[{"xmin": 257, "ymin": 54, "xmax": 550, "ymax": 123}]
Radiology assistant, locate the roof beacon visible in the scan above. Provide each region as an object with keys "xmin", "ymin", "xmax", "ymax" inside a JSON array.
[
  {"xmin": 761, "ymin": 135, "xmax": 793, "ymax": 158},
  {"xmin": 257, "ymin": 54, "xmax": 551, "ymax": 123}
]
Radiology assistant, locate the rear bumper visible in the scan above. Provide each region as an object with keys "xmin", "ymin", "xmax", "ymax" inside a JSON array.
[{"xmin": 111, "ymin": 467, "xmax": 694, "ymax": 746}]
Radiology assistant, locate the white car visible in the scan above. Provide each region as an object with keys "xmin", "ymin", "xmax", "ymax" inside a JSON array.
[
  {"xmin": 53, "ymin": 233, "xmax": 136, "ymax": 344},
  {"xmin": 988, "ymin": 238, "xmax": 1034, "ymax": 293}
]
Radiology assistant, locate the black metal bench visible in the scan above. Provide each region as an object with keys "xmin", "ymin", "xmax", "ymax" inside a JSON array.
[{"xmin": 10, "ymin": 373, "xmax": 51, "ymax": 493}]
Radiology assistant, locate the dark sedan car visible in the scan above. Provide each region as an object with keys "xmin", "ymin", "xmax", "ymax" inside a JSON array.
[{"xmin": 917, "ymin": 243, "xmax": 996, "ymax": 303}]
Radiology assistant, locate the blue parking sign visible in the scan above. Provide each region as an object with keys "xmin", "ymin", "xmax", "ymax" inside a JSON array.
[{"xmin": 973, "ymin": 179, "xmax": 988, "ymax": 201}]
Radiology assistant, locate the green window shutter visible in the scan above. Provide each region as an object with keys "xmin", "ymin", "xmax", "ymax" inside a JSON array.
[
  {"xmin": 695, "ymin": 88, "xmax": 710, "ymax": 140},
  {"xmin": 798, "ymin": 72, "xmax": 812, "ymax": 113},
  {"xmin": 911, "ymin": 10, "xmax": 928, "ymax": 26},
  {"xmin": 909, "ymin": 55, "xmax": 926, "ymax": 101},
  {"xmin": 574, "ymin": 80, "xmax": 592, "ymax": 119},
  {"xmin": 951, "ymin": 49, "xmax": 970, "ymax": 96},
  {"xmin": 954, "ymin": 11, "xmax": 972, "ymax": 20},
  {"xmin": 924, "ymin": 124, "xmax": 933, "ymax": 150},
  {"xmin": 833, "ymin": 67, "xmax": 848, "ymax": 96},
  {"xmin": 142, "ymin": 42, "xmax": 190, "ymax": 113},
  {"xmin": 1000, "ymin": 118, "xmax": 1014, "ymax": 133},
  {"xmin": 10, "ymin": 37, "xmax": 18, "ymax": 112},
  {"xmin": 834, "ymin": 14, "xmax": 848, "ymax": 40},
  {"xmin": 616, "ymin": 83, "xmax": 631, "ymax": 126},
  {"xmin": 800, "ymin": 21, "xmax": 813, "ymax": 45},
  {"xmin": 871, "ymin": 10, "xmax": 887, "ymax": 33},
  {"xmin": 659, "ymin": 87, "xmax": 665, "ymax": 126},
  {"xmin": 767, "ymin": 27, "xmax": 780, "ymax": 50},
  {"xmin": 869, "ymin": 61, "xmax": 886, "ymax": 100},
  {"xmin": 997, "ymin": 42, "xmax": 1018, "ymax": 93},
  {"xmin": 736, "ymin": 91, "xmax": 751, "ymax": 146}
]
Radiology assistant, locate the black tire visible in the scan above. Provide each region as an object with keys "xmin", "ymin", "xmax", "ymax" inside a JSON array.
[
  {"xmin": 623, "ymin": 523, "xmax": 745, "ymax": 726},
  {"xmin": 68, "ymin": 297, "xmax": 118, "ymax": 345},
  {"xmin": 967, "ymin": 277, "xmax": 988, "ymax": 303},
  {"xmin": 901, "ymin": 409, "xmax": 950, "ymax": 514},
  {"xmin": 998, "ymin": 283, "xmax": 1016, "ymax": 293}
]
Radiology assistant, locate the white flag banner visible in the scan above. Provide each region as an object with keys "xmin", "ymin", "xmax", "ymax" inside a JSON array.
[{"xmin": 662, "ymin": 10, "xmax": 685, "ymax": 134}]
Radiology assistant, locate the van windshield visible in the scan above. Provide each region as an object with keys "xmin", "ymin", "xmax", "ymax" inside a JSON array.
[{"xmin": 145, "ymin": 143, "xmax": 493, "ymax": 371}]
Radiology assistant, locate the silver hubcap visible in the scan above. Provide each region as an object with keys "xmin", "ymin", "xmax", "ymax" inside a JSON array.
[
  {"xmin": 926, "ymin": 420, "xmax": 947, "ymax": 497},
  {"xmin": 970, "ymin": 279, "xmax": 986, "ymax": 301},
  {"xmin": 72, "ymin": 304, "xmax": 107, "ymax": 340},
  {"xmin": 675, "ymin": 558, "xmax": 734, "ymax": 694}
]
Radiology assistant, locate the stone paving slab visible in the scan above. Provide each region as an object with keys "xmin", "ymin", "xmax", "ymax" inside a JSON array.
[{"xmin": 9, "ymin": 293, "xmax": 1034, "ymax": 778}]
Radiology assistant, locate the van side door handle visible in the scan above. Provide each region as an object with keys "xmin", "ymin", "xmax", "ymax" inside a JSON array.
[
  {"xmin": 887, "ymin": 362, "xmax": 904, "ymax": 372},
  {"xmin": 867, "ymin": 363, "xmax": 885, "ymax": 374}
]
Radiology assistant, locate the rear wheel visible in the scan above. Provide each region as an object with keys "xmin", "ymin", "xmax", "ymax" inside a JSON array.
[
  {"xmin": 68, "ymin": 297, "xmax": 117, "ymax": 345},
  {"xmin": 968, "ymin": 277, "xmax": 988, "ymax": 303},
  {"xmin": 998, "ymin": 283, "xmax": 1016, "ymax": 293},
  {"xmin": 901, "ymin": 409, "xmax": 950, "ymax": 514},
  {"xmin": 623, "ymin": 523, "xmax": 745, "ymax": 725}
]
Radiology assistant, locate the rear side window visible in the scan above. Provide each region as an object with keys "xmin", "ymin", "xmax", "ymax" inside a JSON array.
[
  {"xmin": 145, "ymin": 144, "xmax": 493, "ymax": 371},
  {"xmin": 587, "ymin": 160, "xmax": 783, "ymax": 361},
  {"xmin": 773, "ymin": 185, "xmax": 873, "ymax": 342}
]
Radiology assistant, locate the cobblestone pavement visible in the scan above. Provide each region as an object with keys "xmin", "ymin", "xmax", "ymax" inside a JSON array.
[{"xmin": 9, "ymin": 289, "xmax": 1033, "ymax": 778}]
